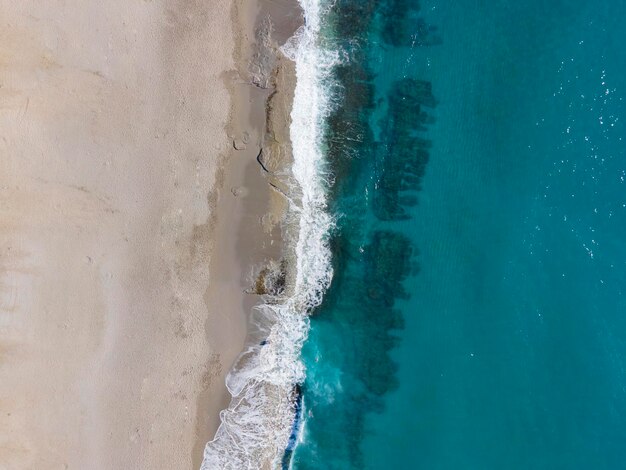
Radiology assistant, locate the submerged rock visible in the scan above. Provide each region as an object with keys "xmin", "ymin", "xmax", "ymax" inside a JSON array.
[
  {"xmin": 381, "ymin": 0, "xmax": 441, "ymax": 47},
  {"xmin": 374, "ymin": 78, "xmax": 437, "ymax": 220}
]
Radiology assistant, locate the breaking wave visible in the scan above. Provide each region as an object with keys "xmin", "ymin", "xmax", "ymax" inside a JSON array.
[{"xmin": 200, "ymin": 0, "xmax": 338, "ymax": 468}]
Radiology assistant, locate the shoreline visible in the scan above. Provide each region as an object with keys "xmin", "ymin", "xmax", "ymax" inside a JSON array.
[
  {"xmin": 0, "ymin": 0, "xmax": 303, "ymax": 467},
  {"xmin": 201, "ymin": 0, "xmax": 338, "ymax": 466},
  {"xmin": 198, "ymin": 0, "xmax": 303, "ymax": 467}
]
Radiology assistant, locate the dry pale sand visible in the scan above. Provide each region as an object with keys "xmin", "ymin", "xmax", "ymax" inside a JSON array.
[{"xmin": 0, "ymin": 0, "xmax": 247, "ymax": 468}]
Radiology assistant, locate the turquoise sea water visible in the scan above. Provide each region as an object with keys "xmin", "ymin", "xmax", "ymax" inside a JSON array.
[{"xmin": 289, "ymin": 0, "xmax": 626, "ymax": 468}]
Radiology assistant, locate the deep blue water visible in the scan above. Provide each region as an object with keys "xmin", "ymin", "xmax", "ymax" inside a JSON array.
[{"xmin": 291, "ymin": 1, "xmax": 626, "ymax": 468}]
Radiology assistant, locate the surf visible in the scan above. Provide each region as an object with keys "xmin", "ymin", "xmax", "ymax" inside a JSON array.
[{"xmin": 200, "ymin": 1, "xmax": 337, "ymax": 467}]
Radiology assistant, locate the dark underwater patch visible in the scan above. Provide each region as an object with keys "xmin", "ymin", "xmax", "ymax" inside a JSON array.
[
  {"xmin": 374, "ymin": 78, "xmax": 437, "ymax": 221},
  {"xmin": 380, "ymin": 0, "xmax": 441, "ymax": 47},
  {"xmin": 289, "ymin": 1, "xmax": 439, "ymax": 467}
]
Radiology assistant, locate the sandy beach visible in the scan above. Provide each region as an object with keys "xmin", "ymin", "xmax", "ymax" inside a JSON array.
[{"xmin": 0, "ymin": 0, "xmax": 249, "ymax": 468}]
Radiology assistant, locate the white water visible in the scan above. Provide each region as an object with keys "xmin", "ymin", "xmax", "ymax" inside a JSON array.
[{"xmin": 200, "ymin": 1, "xmax": 338, "ymax": 468}]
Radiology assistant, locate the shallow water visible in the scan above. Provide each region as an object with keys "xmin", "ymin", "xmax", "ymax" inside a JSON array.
[{"xmin": 291, "ymin": 0, "xmax": 626, "ymax": 468}]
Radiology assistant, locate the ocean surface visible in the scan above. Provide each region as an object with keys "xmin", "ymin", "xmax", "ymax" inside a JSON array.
[{"xmin": 288, "ymin": 0, "xmax": 626, "ymax": 469}]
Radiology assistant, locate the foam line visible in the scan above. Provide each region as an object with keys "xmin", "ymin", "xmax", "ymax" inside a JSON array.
[{"xmin": 200, "ymin": 1, "xmax": 337, "ymax": 467}]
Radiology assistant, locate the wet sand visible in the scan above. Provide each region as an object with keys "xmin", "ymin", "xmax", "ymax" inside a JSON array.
[{"xmin": 195, "ymin": 0, "xmax": 301, "ymax": 467}]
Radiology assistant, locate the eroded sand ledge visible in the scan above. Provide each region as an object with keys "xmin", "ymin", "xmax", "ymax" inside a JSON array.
[{"xmin": 0, "ymin": 1, "xmax": 238, "ymax": 468}]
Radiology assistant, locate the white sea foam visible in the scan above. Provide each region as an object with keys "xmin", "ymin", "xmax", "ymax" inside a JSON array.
[{"xmin": 200, "ymin": 1, "xmax": 338, "ymax": 468}]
